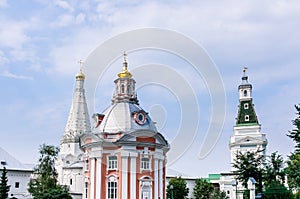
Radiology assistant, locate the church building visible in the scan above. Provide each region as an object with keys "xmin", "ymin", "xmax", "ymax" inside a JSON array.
[
  {"xmin": 57, "ymin": 54, "xmax": 170, "ymax": 199},
  {"xmin": 80, "ymin": 55, "xmax": 170, "ymax": 199}
]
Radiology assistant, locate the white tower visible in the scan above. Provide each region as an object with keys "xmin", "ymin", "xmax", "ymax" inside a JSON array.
[
  {"xmin": 56, "ymin": 64, "xmax": 91, "ymax": 199},
  {"xmin": 229, "ymin": 68, "xmax": 268, "ymax": 170}
]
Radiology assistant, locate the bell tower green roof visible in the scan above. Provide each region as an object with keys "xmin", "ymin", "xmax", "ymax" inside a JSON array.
[{"xmin": 235, "ymin": 68, "xmax": 259, "ymax": 126}]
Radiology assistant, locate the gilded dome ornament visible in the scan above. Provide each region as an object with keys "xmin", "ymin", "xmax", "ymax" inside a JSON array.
[{"xmin": 117, "ymin": 51, "xmax": 132, "ymax": 78}]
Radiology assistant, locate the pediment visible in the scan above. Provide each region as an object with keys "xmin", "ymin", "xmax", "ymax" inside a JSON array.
[
  {"xmin": 235, "ymin": 136, "xmax": 264, "ymax": 145},
  {"xmin": 117, "ymin": 130, "xmax": 169, "ymax": 147}
]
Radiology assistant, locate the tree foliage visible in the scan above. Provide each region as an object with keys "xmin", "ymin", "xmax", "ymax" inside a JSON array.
[
  {"xmin": 193, "ymin": 178, "xmax": 214, "ymax": 199},
  {"xmin": 285, "ymin": 152, "xmax": 300, "ymax": 191},
  {"xmin": 263, "ymin": 152, "xmax": 285, "ymax": 186},
  {"xmin": 286, "ymin": 104, "xmax": 300, "ymax": 192},
  {"xmin": 232, "ymin": 150, "xmax": 263, "ymax": 192},
  {"xmin": 0, "ymin": 167, "xmax": 10, "ymax": 199},
  {"xmin": 287, "ymin": 104, "xmax": 300, "ymax": 152},
  {"xmin": 166, "ymin": 177, "xmax": 189, "ymax": 199},
  {"xmin": 264, "ymin": 181, "xmax": 293, "ymax": 199},
  {"xmin": 28, "ymin": 144, "xmax": 71, "ymax": 199},
  {"xmin": 193, "ymin": 178, "xmax": 228, "ymax": 199}
]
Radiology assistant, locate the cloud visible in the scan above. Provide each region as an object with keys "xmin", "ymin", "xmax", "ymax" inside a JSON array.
[
  {"xmin": 0, "ymin": 70, "xmax": 33, "ymax": 80},
  {"xmin": 0, "ymin": 50, "xmax": 9, "ymax": 65},
  {"xmin": 54, "ymin": 0, "xmax": 73, "ymax": 12}
]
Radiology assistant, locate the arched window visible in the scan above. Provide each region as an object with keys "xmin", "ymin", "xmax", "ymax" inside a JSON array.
[
  {"xmin": 127, "ymin": 85, "xmax": 130, "ymax": 94},
  {"xmin": 107, "ymin": 175, "xmax": 118, "ymax": 199},
  {"xmin": 244, "ymin": 90, "xmax": 247, "ymax": 97},
  {"xmin": 121, "ymin": 84, "xmax": 125, "ymax": 94}
]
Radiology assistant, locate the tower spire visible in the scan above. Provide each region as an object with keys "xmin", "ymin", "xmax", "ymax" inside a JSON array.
[
  {"xmin": 62, "ymin": 61, "xmax": 91, "ymax": 142},
  {"xmin": 236, "ymin": 67, "xmax": 259, "ymax": 125}
]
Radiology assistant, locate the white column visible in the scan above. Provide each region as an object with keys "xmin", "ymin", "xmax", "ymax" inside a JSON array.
[
  {"xmin": 90, "ymin": 158, "xmax": 95, "ymax": 199},
  {"xmin": 154, "ymin": 158, "xmax": 159, "ymax": 199},
  {"xmin": 122, "ymin": 155, "xmax": 128, "ymax": 199},
  {"xmin": 96, "ymin": 157, "xmax": 102, "ymax": 199},
  {"xmin": 159, "ymin": 160, "xmax": 163, "ymax": 198},
  {"xmin": 130, "ymin": 153, "xmax": 137, "ymax": 199}
]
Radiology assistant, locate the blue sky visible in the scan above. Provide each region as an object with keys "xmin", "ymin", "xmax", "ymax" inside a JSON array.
[{"xmin": 0, "ymin": 0, "xmax": 299, "ymax": 177}]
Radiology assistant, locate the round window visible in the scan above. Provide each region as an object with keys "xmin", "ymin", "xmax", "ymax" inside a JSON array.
[{"xmin": 134, "ymin": 112, "xmax": 146, "ymax": 125}]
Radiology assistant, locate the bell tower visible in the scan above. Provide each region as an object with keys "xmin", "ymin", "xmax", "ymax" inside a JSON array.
[
  {"xmin": 56, "ymin": 61, "xmax": 91, "ymax": 199},
  {"xmin": 229, "ymin": 68, "xmax": 268, "ymax": 170}
]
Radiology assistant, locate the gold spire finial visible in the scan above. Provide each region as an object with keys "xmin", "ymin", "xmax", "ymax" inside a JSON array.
[
  {"xmin": 76, "ymin": 59, "xmax": 85, "ymax": 80},
  {"xmin": 118, "ymin": 51, "xmax": 132, "ymax": 78}
]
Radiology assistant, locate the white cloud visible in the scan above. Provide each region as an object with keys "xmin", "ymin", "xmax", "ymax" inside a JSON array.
[
  {"xmin": 0, "ymin": 50, "xmax": 9, "ymax": 65},
  {"xmin": 0, "ymin": 70, "xmax": 33, "ymax": 80},
  {"xmin": 76, "ymin": 13, "xmax": 85, "ymax": 24},
  {"xmin": 54, "ymin": 0, "xmax": 73, "ymax": 12},
  {"xmin": 0, "ymin": 20, "xmax": 29, "ymax": 49}
]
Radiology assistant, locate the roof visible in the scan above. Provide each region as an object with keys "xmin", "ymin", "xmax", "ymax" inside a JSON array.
[
  {"xmin": 0, "ymin": 147, "xmax": 34, "ymax": 171},
  {"xmin": 97, "ymin": 102, "xmax": 157, "ymax": 133},
  {"xmin": 236, "ymin": 99, "xmax": 259, "ymax": 126}
]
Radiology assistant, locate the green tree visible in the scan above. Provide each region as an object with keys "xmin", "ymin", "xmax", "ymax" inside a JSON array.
[
  {"xmin": 166, "ymin": 177, "xmax": 189, "ymax": 199},
  {"xmin": 193, "ymin": 178, "xmax": 228, "ymax": 199},
  {"xmin": 263, "ymin": 152, "xmax": 285, "ymax": 186},
  {"xmin": 28, "ymin": 144, "xmax": 71, "ymax": 199},
  {"xmin": 0, "ymin": 167, "xmax": 10, "ymax": 199},
  {"xmin": 232, "ymin": 150, "xmax": 263, "ymax": 192},
  {"xmin": 193, "ymin": 178, "xmax": 213, "ymax": 199},
  {"xmin": 264, "ymin": 181, "xmax": 293, "ymax": 199},
  {"xmin": 211, "ymin": 190, "xmax": 228, "ymax": 199},
  {"xmin": 286, "ymin": 104, "xmax": 300, "ymax": 192},
  {"xmin": 285, "ymin": 152, "xmax": 300, "ymax": 191},
  {"xmin": 287, "ymin": 104, "xmax": 300, "ymax": 152}
]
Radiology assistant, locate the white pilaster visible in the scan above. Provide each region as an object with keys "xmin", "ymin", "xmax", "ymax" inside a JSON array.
[
  {"xmin": 154, "ymin": 159, "xmax": 159, "ymax": 199},
  {"xmin": 90, "ymin": 158, "xmax": 95, "ymax": 199},
  {"xmin": 130, "ymin": 153, "xmax": 138, "ymax": 199},
  {"xmin": 121, "ymin": 154, "xmax": 128, "ymax": 199},
  {"xmin": 96, "ymin": 157, "xmax": 102, "ymax": 199},
  {"xmin": 159, "ymin": 159, "xmax": 163, "ymax": 198}
]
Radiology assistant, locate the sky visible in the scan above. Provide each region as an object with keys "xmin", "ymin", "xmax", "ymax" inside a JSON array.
[{"xmin": 0, "ymin": 0, "xmax": 299, "ymax": 177}]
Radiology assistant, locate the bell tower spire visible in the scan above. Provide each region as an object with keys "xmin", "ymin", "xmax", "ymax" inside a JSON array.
[
  {"xmin": 236, "ymin": 67, "xmax": 258, "ymax": 125},
  {"xmin": 56, "ymin": 61, "xmax": 91, "ymax": 198},
  {"xmin": 229, "ymin": 67, "xmax": 268, "ymax": 171},
  {"xmin": 62, "ymin": 60, "xmax": 91, "ymax": 143}
]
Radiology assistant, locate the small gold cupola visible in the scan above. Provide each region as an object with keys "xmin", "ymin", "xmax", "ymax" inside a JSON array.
[{"xmin": 117, "ymin": 51, "xmax": 132, "ymax": 78}]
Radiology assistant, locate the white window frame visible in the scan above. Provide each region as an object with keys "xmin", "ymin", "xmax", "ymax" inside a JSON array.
[
  {"xmin": 107, "ymin": 177, "xmax": 118, "ymax": 199},
  {"xmin": 245, "ymin": 115, "xmax": 250, "ymax": 121},
  {"xmin": 107, "ymin": 155, "xmax": 118, "ymax": 170},
  {"xmin": 244, "ymin": 103, "xmax": 249, "ymax": 109},
  {"xmin": 140, "ymin": 157, "xmax": 151, "ymax": 171}
]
